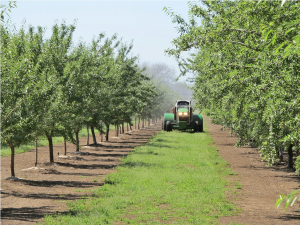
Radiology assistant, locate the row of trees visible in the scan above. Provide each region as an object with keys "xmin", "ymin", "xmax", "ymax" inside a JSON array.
[
  {"xmin": 164, "ymin": 0, "xmax": 300, "ymax": 170},
  {"xmin": 1, "ymin": 21, "xmax": 180, "ymax": 177}
]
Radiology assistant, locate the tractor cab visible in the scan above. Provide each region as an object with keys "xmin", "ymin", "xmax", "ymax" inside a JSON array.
[{"xmin": 173, "ymin": 100, "xmax": 193, "ymax": 129}]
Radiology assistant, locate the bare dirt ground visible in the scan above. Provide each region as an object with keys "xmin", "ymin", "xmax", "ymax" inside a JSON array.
[
  {"xmin": 1, "ymin": 123, "xmax": 161, "ymax": 225},
  {"xmin": 1, "ymin": 117, "xmax": 300, "ymax": 225},
  {"xmin": 204, "ymin": 116, "xmax": 300, "ymax": 225}
]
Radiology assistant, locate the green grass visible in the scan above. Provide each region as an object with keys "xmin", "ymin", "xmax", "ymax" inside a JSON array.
[
  {"xmin": 234, "ymin": 182, "xmax": 242, "ymax": 189},
  {"xmin": 43, "ymin": 127, "xmax": 238, "ymax": 224}
]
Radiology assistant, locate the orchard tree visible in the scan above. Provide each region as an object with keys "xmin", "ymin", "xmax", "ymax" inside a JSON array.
[
  {"xmin": 38, "ymin": 21, "xmax": 75, "ymax": 162},
  {"xmin": 85, "ymin": 34, "xmax": 119, "ymax": 144},
  {"xmin": 1, "ymin": 24, "xmax": 45, "ymax": 176}
]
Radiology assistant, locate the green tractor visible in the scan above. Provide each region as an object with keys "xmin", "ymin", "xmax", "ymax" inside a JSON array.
[{"xmin": 162, "ymin": 100, "xmax": 203, "ymax": 132}]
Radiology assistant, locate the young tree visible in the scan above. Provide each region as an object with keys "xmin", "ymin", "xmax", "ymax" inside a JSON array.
[
  {"xmin": 1, "ymin": 24, "xmax": 45, "ymax": 176},
  {"xmin": 38, "ymin": 21, "xmax": 75, "ymax": 161}
]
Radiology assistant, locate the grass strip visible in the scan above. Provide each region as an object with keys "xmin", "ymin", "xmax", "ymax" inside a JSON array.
[{"xmin": 43, "ymin": 125, "xmax": 237, "ymax": 225}]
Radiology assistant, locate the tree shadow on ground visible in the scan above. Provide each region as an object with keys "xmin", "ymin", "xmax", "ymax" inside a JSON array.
[
  {"xmin": 126, "ymin": 137, "xmax": 150, "ymax": 141},
  {"xmin": 113, "ymin": 141, "xmax": 143, "ymax": 145},
  {"xmin": 1, "ymin": 206, "xmax": 56, "ymax": 222},
  {"xmin": 146, "ymin": 142, "xmax": 173, "ymax": 148},
  {"xmin": 96, "ymin": 145, "xmax": 135, "ymax": 150},
  {"xmin": 275, "ymin": 213, "xmax": 300, "ymax": 221},
  {"xmin": 41, "ymin": 170, "xmax": 108, "ymax": 176},
  {"xmin": 155, "ymin": 138, "xmax": 167, "ymax": 142},
  {"xmin": 54, "ymin": 161, "xmax": 116, "ymax": 170},
  {"xmin": 120, "ymin": 161, "xmax": 162, "ymax": 168},
  {"xmin": 13, "ymin": 178, "xmax": 104, "ymax": 188},
  {"xmin": 239, "ymin": 164, "xmax": 300, "ymax": 183},
  {"xmin": 134, "ymin": 151, "xmax": 161, "ymax": 156},
  {"xmin": 72, "ymin": 157, "xmax": 119, "ymax": 162},
  {"xmin": 79, "ymin": 152, "xmax": 128, "ymax": 158},
  {"xmin": 1, "ymin": 190, "xmax": 86, "ymax": 201}
]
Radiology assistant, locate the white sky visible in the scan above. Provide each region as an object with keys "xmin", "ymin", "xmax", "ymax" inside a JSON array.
[{"xmin": 2, "ymin": 0, "xmax": 196, "ymax": 82}]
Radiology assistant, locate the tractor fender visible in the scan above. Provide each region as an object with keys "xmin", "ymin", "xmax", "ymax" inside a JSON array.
[
  {"xmin": 192, "ymin": 114, "xmax": 203, "ymax": 126},
  {"xmin": 164, "ymin": 113, "xmax": 176, "ymax": 125}
]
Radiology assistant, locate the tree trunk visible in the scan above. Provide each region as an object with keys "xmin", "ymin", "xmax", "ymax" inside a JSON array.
[
  {"xmin": 100, "ymin": 121, "xmax": 103, "ymax": 142},
  {"xmin": 106, "ymin": 123, "xmax": 110, "ymax": 141},
  {"xmin": 288, "ymin": 144, "xmax": 293, "ymax": 169},
  {"xmin": 142, "ymin": 117, "xmax": 145, "ymax": 128},
  {"xmin": 35, "ymin": 135, "xmax": 38, "ymax": 167},
  {"xmin": 122, "ymin": 122, "xmax": 124, "ymax": 133},
  {"xmin": 135, "ymin": 117, "xmax": 137, "ymax": 129},
  {"xmin": 45, "ymin": 130, "xmax": 54, "ymax": 163},
  {"xmin": 127, "ymin": 123, "xmax": 129, "ymax": 132},
  {"xmin": 75, "ymin": 129, "xmax": 80, "ymax": 151},
  {"xmin": 138, "ymin": 117, "xmax": 140, "ymax": 129},
  {"xmin": 115, "ymin": 124, "xmax": 119, "ymax": 137},
  {"xmin": 91, "ymin": 125, "xmax": 97, "ymax": 144},
  {"xmin": 148, "ymin": 118, "xmax": 150, "ymax": 126},
  {"xmin": 87, "ymin": 125, "xmax": 89, "ymax": 145},
  {"xmin": 64, "ymin": 138, "xmax": 67, "ymax": 155},
  {"xmin": 8, "ymin": 141, "xmax": 15, "ymax": 177},
  {"xmin": 279, "ymin": 145, "xmax": 284, "ymax": 162}
]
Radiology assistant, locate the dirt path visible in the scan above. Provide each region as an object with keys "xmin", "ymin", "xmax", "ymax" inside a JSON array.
[
  {"xmin": 204, "ymin": 116, "xmax": 300, "ymax": 224},
  {"xmin": 1, "ymin": 123, "xmax": 161, "ymax": 225}
]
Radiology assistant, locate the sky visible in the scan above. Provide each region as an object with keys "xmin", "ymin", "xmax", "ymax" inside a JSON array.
[{"xmin": 2, "ymin": 0, "xmax": 195, "ymax": 82}]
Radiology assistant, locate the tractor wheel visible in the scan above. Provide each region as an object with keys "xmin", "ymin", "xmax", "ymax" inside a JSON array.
[
  {"xmin": 194, "ymin": 121, "xmax": 199, "ymax": 132},
  {"xmin": 166, "ymin": 121, "xmax": 172, "ymax": 132},
  {"xmin": 162, "ymin": 118, "xmax": 167, "ymax": 131},
  {"xmin": 199, "ymin": 123, "xmax": 203, "ymax": 132}
]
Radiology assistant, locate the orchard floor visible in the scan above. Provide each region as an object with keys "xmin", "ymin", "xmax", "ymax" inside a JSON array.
[
  {"xmin": 1, "ymin": 117, "xmax": 300, "ymax": 225},
  {"xmin": 204, "ymin": 116, "xmax": 300, "ymax": 225},
  {"xmin": 1, "ymin": 123, "xmax": 161, "ymax": 225}
]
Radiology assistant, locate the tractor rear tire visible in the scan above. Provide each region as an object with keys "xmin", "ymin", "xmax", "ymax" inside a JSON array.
[
  {"xmin": 166, "ymin": 121, "xmax": 172, "ymax": 132},
  {"xmin": 162, "ymin": 118, "xmax": 167, "ymax": 131},
  {"xmin": 194, "ymin": 121, "xmax": 199, "ymax": 132},
  {"xmin": 199, "ymin": 124, "xmax": 203, "ymax": 132}
]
